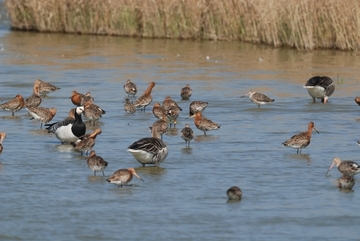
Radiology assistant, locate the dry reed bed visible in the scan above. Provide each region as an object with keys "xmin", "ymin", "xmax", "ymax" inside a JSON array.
[{"xmin": 4, "ymin": 0, "xmax": 360, "ymax": 50}]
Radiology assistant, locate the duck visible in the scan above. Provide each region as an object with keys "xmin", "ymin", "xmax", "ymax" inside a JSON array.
[
  {"xmin": 123, "ymin": 98, "xmax": 136, "ymax": 114},
  {"xmin": 128, "ymin": 123, "xmax": 168, "ymax": 167},
  {"xmin": 34, "ymin": 79, "xmax": 60, "ymax": 96},
  {"xmin": 25, "ymin": 82, "xmax": 42, "ymax": 108},
  {"xmin": 134, "ymin": 82, "xmax": 155, "ymax": 111},
  {"xmin": 282, "ymin": 122, "xmax": 319, "ymax": 154},
  {"xmin": 189, "ymin": 112, "xmax": 220, "ymax": 135},
  {"xmin": 0, "ymin": 94, "xmax": 25, "ymax": 116},
  {"xmin": 152, "ymin": 102, "xmax": 166, "ymax": 119},
  {"xmin": 73, "ymin": 128, "xmax": 102, "ymax": 155},
  {"xmin": 26, "ymin": 106, "xmax": 57, "ymax": 129},
  {"xmin": 180, "ymin": 123, "xmax": 194, "ymax": 147},
  {"xmin": 303, "ymin": 76, "xmax": 335, "ymax": 103},
  {"xmin": 180, "ymin": 84, "xmax": 192, "ymax": 100},
  {"xmin": 107, "ymin": 168, "xmax": 144, "ymax": 188},
  {"xmin": 86, "ymin": 150, "xmax": 108, "ymax": 176},
  {"xmin": 123, "ymin": 79, "xmax": 137, "ymax": 98},
  {"xmin": 337, "ymin": 174, "xmax": 355, "ymax": 189},
  {"xmin": 70, "ymin": 90, "xmax": 94, "ymax": 106},
  {"xmin": 45, "ymin": 106, "xmax": 86, "ymax": 144},
  {"xmin": 226, "ymin": 186, "xmax": 242, "ymax": 201},
  {"xmin": 189, "ymin": 101, "xmax": 208, "ymax": 117},
  {"xmin": 240, "ymin": 90, "xmax": 274, "ymax": 108},
  {"xmin": 83, "ymin": 100, "xmax": 105, "ymax": 126},
  {"xmin": 326, "ymin": 157, "xmax": 360, "ymax": 176},
  {"xmin": 0, "ymin": 132, "xmax": 6, "ymax": 154}
]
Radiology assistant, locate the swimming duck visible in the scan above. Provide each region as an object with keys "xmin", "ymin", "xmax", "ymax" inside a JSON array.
[{"xmin": 303, "ymin": 76, "xmax": 335, "ymax": 103}]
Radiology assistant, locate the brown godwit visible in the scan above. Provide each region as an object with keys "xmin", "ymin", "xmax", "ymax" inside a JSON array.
[
  {"xmin": 189, "ymin": 112, "xmax": 220, "ymax": 136},
  {"xmin": 189, "ymin": 101, "xmax": 208, "ymax": 117},
  {"xmin": 87, "ymin": 150, "xmax": 108, "ymax": 176},
  {"xmin": 282, "ymin": 122, "xmax": 319, "ymax": 154},
  {"xmin": 25, "ymin": 82, "xmax": 42, "ymax": 108},
  {"xmin": 123, "ymin": 79, "xmax": 137, "ymax": 98},
  {"xmin": 123, "ymin": 98, "xmax": 136, "ymax": 114},
  {"xmin": 326, "ymin": 157, "xmax": 360, "ymax": 176},
  {"xmin": 337, "ymin": 174, "xmax": 355, "ymax": 189},
  {"xmin": 107, "ymin": 168, "xmax": 144, "ymax": 187},
  {"xmin": 73, "ymin": 128, "xmax": 102, "ymax": 155},
  {"xmin": 180, "ymin": 84, "xmax": 192, "ymax": 100},
  {"xmin": 83, "ymin": 101, "xmax": 105, "ymax": 126},
  {"xmin": 0, "ymin": 94, "xmax": 25, "ymax": 116},
  {"xmin": 180, "ymin": 123, "xmax": 194, "ymax": 147},
  {"xmin": 152, "ymin": 102, "xmax": 166, "ymax": 119},
  {"xmin": 134, "ymin": 82, "xmax": 155, "ymax": 111},
  {"xmin": 0, "ymin": 132, "xmax": 6, "ymax": 154},
  {"xmin": 34, "ymin": 79, "xmax": 60, "ymax": 96},
  {"xmin": 240, "ymin": 90, "xmax": 274, "ymax": 108},
  {"xmin": 26, "ymin": 106, "xmax": 57, "ymax": 129}
]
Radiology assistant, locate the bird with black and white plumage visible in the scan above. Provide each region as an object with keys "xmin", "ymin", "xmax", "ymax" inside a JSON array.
[{"xmin": 303, "ymin": 76, "xmax": 335, "ymax": 103}]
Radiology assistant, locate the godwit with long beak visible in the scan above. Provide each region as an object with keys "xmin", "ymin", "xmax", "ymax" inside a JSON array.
[
  {"xmin": 0, "ymin": 132, "xmax": 6, "ymax": 154},
  {"xmin": 240, "ymin": 90, "xmax": 274, "ymax": 108},
  {"xmin": 303, "ymin": 76, "xmax": 335, "ymax": 103},
  {"xmin": 134, "ymin": 82, "xmax": 155, "ymax": 111},
  {"xmin": 128, "ymin": 124, "xmax": 168, "ymax": 167},
  {"xmin": 282, "ymin": 122, "xmax": 319, "ymax": 154},
  {"xmin": 25, "ymin": 82, "xmax": 42, "ymax": 108},
  {"xmin": 0, "ymin": 94, "xmax": 25, "ymax": 116},
  {"xmin": 227, "ymin": 186, "xmax": 242, "ymax": 201},
  {"xmin": 73, "ymin": 128, "xmax": 102, "ymax": 155},
  {"xmin": 87, "ymin": 150, "xmax": 108, "ymax": 176},
  {"xmin": 107, "ymin": 168, "xmax": 144, "ymax": 187},
  {"xmin": 26, "ymin": 106, "xmax": 57, "ymax": 129},
  {"xmin": 326, "ymin": 157, "xmax": 360, "ymax": 176},
  {"xmin": 189, "ymin": 112, "xmax": 220, "ymax": 136},
  {"xmin": 123, "ymin": 79, "xmax": 137, "ymax": 98},
  {"xmin": 180, "ymin": 84, "xmax": 192, "ymax": 100},
  {"xmin": 34, "ymin": 79, "xmax": 60, "ymax": 96}
]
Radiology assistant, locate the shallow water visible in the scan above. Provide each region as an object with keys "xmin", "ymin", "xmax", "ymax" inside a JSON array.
[{"xmin": 1, "ymin": 15, "xmax": 360, "ymax": 241}]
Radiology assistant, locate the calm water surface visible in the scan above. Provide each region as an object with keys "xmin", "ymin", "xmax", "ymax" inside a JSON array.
[{"xmin": 1, "ymin": 17, "xmax": 360, "ymax": 241}]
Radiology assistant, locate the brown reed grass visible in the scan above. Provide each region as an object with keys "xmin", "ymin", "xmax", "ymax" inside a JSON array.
[{"xmin": 4, "ymin": 0, "xmax": 360, "ymax": 50}]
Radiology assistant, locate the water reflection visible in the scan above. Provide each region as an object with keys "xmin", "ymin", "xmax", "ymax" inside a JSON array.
[
  {"xmin": 181, "ymin": 147, "xmax": 193, "ymax": 154},
  {"xmin": 135, "ymin": 166, "xmax": 166, "ymax": 176},
  {"xmin": 194, "ymin": 135, "xmax": 220, "ymax": 142},
  {"xmin": 287, "ymin": 153, "xmax": 312, "ymax": 162}
]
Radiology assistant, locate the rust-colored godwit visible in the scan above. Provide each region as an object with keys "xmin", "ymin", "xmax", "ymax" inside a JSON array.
[
  {"xmin": 70, "ymin": 90, "xmax": 94, "ymax": 106},
  {"xmin": 189, "ymin": 112, "xmax": 220, "ymax": 136},
  {"xmin": 134, "ymin": 82, "xmax": 155, "ymax": 111},
  {"xmin": 25, "ymin": 82, "xmax": 42, "ymax": 108},
  {"xmin": 180, "ymin": 84, "xmax": 192, "ymax": 100},
  {"xmin": 282, "ymin": 122, "xmax": 319, "ymax": 154},
  {"xmin": 73, "ymin": 128, "xmax": 102, "ymax": 155},
  {"xmin": 107, "ymin": 168, "xmax": 144, "ymax": 187},
  {"xmin": 0, "ymin": 94, "xmax": 25, "ymax": 116},
  {"xmin": 303, "ymin": 76, "xmax": 335, "ymax": 103},
  {"xmin": 326, "ymin": 157, "xmax": 360, "ymax": 176},
  {"xmin": 87, "ymin": 150, "xmax": 108, "ymax": 176},
  {"xmin": 240, "ymin": 90, "xmax": 274, "ymax": 108}
]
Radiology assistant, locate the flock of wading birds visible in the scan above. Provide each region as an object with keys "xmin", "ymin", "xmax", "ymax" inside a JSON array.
[{"xmin": 0, "ymin": 76, "xmax": 360, "ymax": 200}]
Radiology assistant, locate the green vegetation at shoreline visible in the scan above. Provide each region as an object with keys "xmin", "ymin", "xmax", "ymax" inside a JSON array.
[{"xmin": 4, "ymin": 0, "xmax": 360, "ymax": 51}]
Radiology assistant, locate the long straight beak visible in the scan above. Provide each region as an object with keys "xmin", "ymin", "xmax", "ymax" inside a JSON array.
[
  {"xmin": 134, "ymin": 173, "xmax": 144, "ymax": 182},
  {"xmin": 313, "ymin": 127, "xmax": 320, "ymax": 134},
  {"xmin": 325, "ymin": 162, "xmax": 335, "ymax": 175}
]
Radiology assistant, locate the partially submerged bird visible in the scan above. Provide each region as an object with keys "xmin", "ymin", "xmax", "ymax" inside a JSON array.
[
  {"xmin": 34, "ymin": 79, "xmax": 60, "ymax": 96},
  {"xmin": 189, "ymin": 101, "xmax": 208, "ymax": 117},
  {"xmin": 107, "ymin": 168, "xmax": 144, "ymax": 187},
  {"xmin": 303, "ymin": 76, "xmax": 335, "ymax": 103},
  {"xmin": 227, "ymin": 186, "xmax": 242, "ymax": 201},
  {"xmin": 282, "ymin": 122, "xmax": 319, "ymax": 154},
  {"xmin": 180, "ymin": 84, "xmax": 192, "ymax": 100},
  {"xmin": 128, "ymin": 123, "xmax": 168, "ymax": 167},
  {"xmin": 326, "ymin": 157, "xmax": 360, "ymax": 176},
  {"xmin": 180, "ymin": 123, "xmax": 194, "ymax": 147},
  {"xmin": 123, "ymin": 98, "xmax": 136, "ymax": 114},
  {"xmin": 240, "ymin": 90, "xmax": 274, "ymax": 108},
  {"xmin": 337, "ymin": 174, "xmax": 355, "ymax": 189},
  {"xmin": 0, "ymin": 132, "xmax": 6, "ymax": 154},
  {"xmin": 73, "ymin": 128, "xmax": 102, "ymax": 155},
  {"xmin": 87, "ymin": 150, "xmax": 108, "ymax": 176},
  {"xmin": 26, "ymin": 106, "xmax": 57, "ymax": 129},
  {"xmin": 0, "ymin": 94, "xmax": 25, "ymax": 116},
  {"xmin": 189, "ymin": 112, "xmax": 220, "ymax": 135},
  {"xmin": 45, "ymin": 106, "xmax": 86, "ymax": 144},
  {"xmin": 25, "ymin": 83, "xmax": 42, "ymax": 108},
  {"xmin": 123, "ymin": 79, "xmax": 137, "ymax": 97},
  {"xmin": 134, "ymin": 82, "xmax": 155, "ymax": 111}
]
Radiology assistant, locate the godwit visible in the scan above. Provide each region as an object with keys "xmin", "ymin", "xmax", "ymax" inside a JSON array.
[
  {"xmin": 282, "ymin": 122, "xmax": 319, "ymax": 154},
  {"xmin": 26, "ymin": 106, "xmax": 57, "ymax": 129},
  {"xmin": 123, "ymin": 79, "xmax": 137, "ymax": 98},
  {"xmin": 107, "ymin": 168, "xmax": 144, "ymax": 187},
  {"xmin": 152, "ymin": 102, "xmax": 166, "ymax": 119},
  {"xmin": 189, "ymin": 101, "xmax": 208, "ymax": 117},
  {"xmin": 227, "ymin": 186, "xmax": 242, "ymax": 201},
  {"xmin": 25, "ymin": 82, "xmax": 42, "ymax": 108},
  {"xmin": 128, "ymin": 124, "xmax": 168, "ymax": 167},
  {"xmin": 70, "ymin": 90, "xmax": 94, "ymax": 106},
  {"xmin": 123, "ymin": 98, "xmax": 136, "ymax": 114},
  {"xmin": 134, "ymin": 82, "xmax": 155, "ymax": 111},
  {"xmin": 240, "ymin": 90, "xmax": 274, "ymax": 108},
  {"xmin": 189, "ymin": 112, "xmax": 220, "ymax": 136},
  {"xmin": 45, "ymin": 106, "xmax": 86, "ymax": 144},
  {"xmin": 167, "ymin": 105, "xmax": 181, "ymax": 128},
  {"xmin": 83, "ymin": 101, "xmax": 105, "ymax": 126},
  {"xmin": 163, "ymin": 96, "xmax": 182, "ymax": 112},
  {"xmin": 303, "ymin": 76, "xmax": 335, "ymax": 103},
  {"xmin": 180, "ymin": 84, "xmax": 192, "ymax": 100},
  {"xmin": 326, "ymin": 157, "xmax": 360, "ymax": 176},
  {"xmin": 0, "ymin": 94, "xmax": 25, "ymax": 116},
  {"xmin": 180, "ymin": 123, "xmax": 194, "ymax": 147},
  {"xmin": 87, "ymin": 150, "xmax": 108, "ymax": 176},
  {"xmin": 34, "ymin": 79, "xmax": 60, "ymax": 96},
  {"xmin": 0, "ymin": 132, "xmax": 6, "ymax": 154},
  {"xmin": 73, "ymin": 128, "xmax": 102, "ymax": 155},
  {"xmin": 337, "ymin": 174, "xmax": 355, "ymax": 189}
]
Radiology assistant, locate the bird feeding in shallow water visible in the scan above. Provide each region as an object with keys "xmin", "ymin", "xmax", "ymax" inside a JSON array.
[
  {"xmin": 303, "ymin": 76, "xmax": 335, "ymax": 103},
  {"xmin": 189, "ymin": 112, "xmax": 220, "ymax": 136},
  {"xmin": 106, "ymin": 168, "xmax": 144, "ymax": 187},
  {"xmin": 282, "ymin": 122, "xmax": 319, "ymax": 154},
  {"xmin": 326, "ymin": 157, "xmax": 360, "ymax": 177},
  {"xmin": 227, "ymin": 186, "xmax": 242, "ymax": 201},
  {"xmin": 240, "ymin": 90, "xmax": 274, "ymax": 108}
]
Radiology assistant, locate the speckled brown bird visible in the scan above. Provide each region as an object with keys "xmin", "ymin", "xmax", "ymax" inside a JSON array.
[
  {"xmin": 282, "ymin": 122, "xmax": 319, "ymax": 154},
  {"xmin": 86, "ymin": 150, "xmax": 108, "ymax": 176},
  {"xmin": 26, "ymin": 106, "xmax": 57, "ymax": 129},
  {"xmin": 107, "ymin": 168, "xmax": 144, "ymax": 187},
  {"xmin": 134, "ymin": 82, "xmax": 155, "ymax": 111},
  {"xmin": 73, "ymin": 128, "xmax": 102, "ymax": 155},
  {"xmin": 0, "ymin": 94, "xmax": 25, "ymax": 116},
  {"xmin": 25, "ymin": 83, "xmax": 42, "ymax": 108},
  {"xmin": 34, "ymin": 79, "xmax": 60, "ymax": 96},
  {"xmin": 189, "ymin": 112, "xmax": 220, "ymax": 136}
]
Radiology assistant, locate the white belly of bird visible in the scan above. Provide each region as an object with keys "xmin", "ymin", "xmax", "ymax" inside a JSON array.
[
  {"xmin": 304, "ymin": 86, "xmax": 325, "ymax": 98},
  {"xmin": 55, "ymin": 125, "xmax": 79, "ymax": 143}
]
